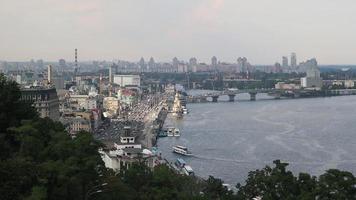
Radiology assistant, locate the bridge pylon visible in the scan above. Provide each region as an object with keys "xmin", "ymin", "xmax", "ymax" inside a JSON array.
[
  {"xmin": 249, "ymin": 92, "xmax": 257, "ymax": 101},
  {"xmin": 228, "ymin": 94, "xmax": 236, "ymax": 102}
]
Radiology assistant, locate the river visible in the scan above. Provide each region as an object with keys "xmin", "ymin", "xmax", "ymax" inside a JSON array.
[{"xmin": 157, "ymin": 91, "xmax": 356, "ymax": 185}]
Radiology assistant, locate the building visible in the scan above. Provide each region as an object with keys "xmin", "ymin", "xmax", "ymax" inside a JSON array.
[
  {"xmin": 211, "ymin": 56, "xmax": 218, "ymax": 67},
  {"xmin": 291, "ymin": 53, "xmax": 297, "ymax": 68},
  {"xmin": 69, "ymin": 95, "xmax": 97, "ymax": 110},
  {"xmin": 274, "ymin": 62, "xmax": 283, "ymax": 73},
  {"xmin": 282, "ymin": 56, "xmax": 288, "ymax": 68},
  {"xmin": 113, "ymin": 74, "xmax": 140, "ymax": 87},
  {"xmin": 301, "ymin": 62, "xmax": 323, "ymax": 88},
  {"xmin": 52, "ymin": 77, "xmax": 65, "ymax": 89},
  {"xmin": 20, "ymin": 86, "xmax": 60, "ymax": 121},
  {"xmin": 63, "ymin": 117, "xmax": 91, "ymax": 134},
  {"xmin": 275, "ymin": 82, "xmax": 301, "ymax": 90},
  {"xmin": 189, "ymin": 57, "xmax": 197, "ymax": 66},
  {"xmin": 118, "ymin": 89, "xmax": 138, "ymax": 106},
  {"xmin": 344, "ymin": 80, "xmax": 355, "ymax": 88},
  {"xmin": 103, "ymin": 97, "xmax": 120, "ymax": 115},
  {"xmin": 99, "ymin": 126, "xmax": 160, "ymax": 172}
]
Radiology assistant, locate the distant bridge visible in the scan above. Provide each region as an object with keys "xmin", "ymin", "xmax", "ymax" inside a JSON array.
[{"xmin": 187, "ymin": 89, "xmax": 356, "ymax": 103}]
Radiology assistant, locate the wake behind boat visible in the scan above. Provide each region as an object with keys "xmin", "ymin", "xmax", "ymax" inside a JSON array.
[{"xmin": 172, "ymin": 145, "xmax": 193, "ymax": 156}]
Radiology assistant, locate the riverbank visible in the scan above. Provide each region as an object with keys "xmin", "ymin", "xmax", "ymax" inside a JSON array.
[{"xmin": 139, "ymin": 104, "xmax": 168, "ymax": 148}]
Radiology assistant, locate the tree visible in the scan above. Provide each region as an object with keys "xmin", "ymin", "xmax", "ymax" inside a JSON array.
[
  {"xmin": 316, "ymin": 169, "xmax": 356, "ymax": 199},
  {"xmin": 236, "ymin": 160, "xmax": 300, "ymax": 200}
]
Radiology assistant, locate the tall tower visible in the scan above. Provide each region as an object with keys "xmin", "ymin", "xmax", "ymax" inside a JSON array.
[
  {"xmin": 74, "ymin": 48, "xmax": 78, "ymax": 79},
  {"xmin": 75, "ymin": 48, "xmax": 78, "ymax": 68},
  {"xmin": 211, "ymin": 56, "xmax": 217, "ymax": 66},
  {"xmin": 109, "ymin": 65, "xmax": 113, "ymax": 83},
  {"xmin": 282, "ymin": 56, "xmax": 288, "ymax": 68},
  {"xmin": 47, "ymin": 65, "xmax": 53, "ymax": 85},
  {"xmin": 291, "ymin": 52, "xmax": 297, "ymax": 68}
]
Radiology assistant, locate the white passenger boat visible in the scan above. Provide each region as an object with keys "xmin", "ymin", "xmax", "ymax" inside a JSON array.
[
  {"xmin": 182, "ymin": 165, "xmax": 194, "ymax": 176},
  {"xmin": 174, "ymin": 128, "xmax": 180, "ymax": 136},
  {"xmin": 166, "ymin": 127, "xmax": 174, "ymax": 137},
  {"xmin": 182, "ymin": 108, "xmax": 188, "ymax": 114},
  {"xmin": 165, "ymin": 127, "xmax": 180, "ymax": 137},
  {"xmin": 172, "ymin": 145, "xmax": 193, "ymax": 156}
]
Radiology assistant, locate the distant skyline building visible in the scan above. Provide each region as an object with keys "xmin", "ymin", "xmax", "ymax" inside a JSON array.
[
  {"xmin": 237, "ymin": 57, "xmax": 248, "ymax": 73},
  {"xmin": 148, "ymin": 57, "xmax": 155, "ymax": 69},
  {"xmin": 172, "ymin": 57, "xmax": 179, "ymax": 69},
  {"xmin": 139, "ymin": 57, "xmax": 145, "ymax": 69},
  {"xmin": 301, "ymin": 58, "xmax": 322, "ymax": 88},
  {"xmin": 291, "ymin": 52, "xmax": 297, "ymax": 68},
  {"xmin": 59, "ymin": 59, "xmax": 66, "ymax": 67},
  {"xmin": 274, "ymin": 62, "xmax": 282, "ymax": 73},
  {"xmin": 189, "ymin": 57, "xmax": 197, "ymax": 66},
  {"xmin": 282, "ymin": 56, "xmax": 288, "ymax": 68},
  {"xmin": 211, "ymin": 56, "xmax": 217, "ymax": 67}
]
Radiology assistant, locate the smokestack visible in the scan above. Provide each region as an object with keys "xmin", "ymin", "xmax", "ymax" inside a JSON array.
[
  {"xmin": 47, "ymin": 65, "xmax": 53, "ymax": 85},
  {"xmin": 75, "ymin": 48, "xmax": 78, "ymax": 68}
]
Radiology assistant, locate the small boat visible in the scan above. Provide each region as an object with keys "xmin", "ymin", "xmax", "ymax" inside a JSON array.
[
  {"xmin": 182, "ymin": 108, "xmax": 188, "ymax": 114},
  {"xmin": 182, "ymin": 165, "xmax": 194, "ymax": 176},
  {"xmin": 165, "ymin": 127, "xmax": 180, "ymax": 137},
  {"xmin": 174, "ymin": 128, "xmax": 180, "ymax": 137},
  {"xmin": 166, "ymin": 127, "xmax": 174, "ymax": 137},
  {"xmin": 174, "ymin": 158, "xmax": 186, "ymax": 168},
  {"xmin": 173, "ymin": 158, "xmax": 194, "ymax": 176},
  {"xmin": 172, "ymin": 145, "xmax": 193, "ymax": 156},
  {"xmin": 158, "ymin": 130, "xmax": 168, "ymax": 137}
]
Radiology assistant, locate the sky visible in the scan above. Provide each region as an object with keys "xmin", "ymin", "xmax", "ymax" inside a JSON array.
[{"xmin": 0, "ymin": 0, "xmax": 356, "ymax": 64}]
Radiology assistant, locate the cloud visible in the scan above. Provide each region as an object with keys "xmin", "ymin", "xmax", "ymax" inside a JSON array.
[
  {"xmin": 47, "ymin": 0, "xmax": 105, "ymax": 29},
  {"xmin": 192, "ymin": 0, "xmax": 224, "ymax": 24}
]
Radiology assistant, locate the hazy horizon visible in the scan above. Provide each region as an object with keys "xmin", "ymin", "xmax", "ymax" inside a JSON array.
[{"xmin": 1, "ymin": 0, "xmax": 356, "ymax": 64}]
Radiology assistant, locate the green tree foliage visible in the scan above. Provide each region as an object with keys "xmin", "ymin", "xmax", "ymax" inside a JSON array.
[
  {"xmin": 0, "ymin": 75, "xmax": 105, "ymax": 200},
  {"xmin": 236, "ymin": 160, "xmax": 356, "ymax": 200}
]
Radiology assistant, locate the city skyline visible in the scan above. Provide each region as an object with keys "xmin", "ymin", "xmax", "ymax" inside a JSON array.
[{"xmin": 1, "ymin": 0, "xmax": 356, "ymax": 64}]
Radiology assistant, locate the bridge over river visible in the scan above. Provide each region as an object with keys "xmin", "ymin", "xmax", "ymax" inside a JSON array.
[{"xmin": 187, "ymin": 89, "xmax": 356, "ymax": 103}]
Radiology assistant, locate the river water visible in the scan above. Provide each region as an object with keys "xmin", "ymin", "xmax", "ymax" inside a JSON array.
[{"xmin": 157, "ymin": 91, "xmax": 356, "ymax": 185}]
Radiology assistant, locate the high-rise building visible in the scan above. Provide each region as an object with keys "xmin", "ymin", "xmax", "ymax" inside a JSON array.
[
  {"xmin": 300, "ymin": 58, "xmax": 322, "ymax": 88},
  {"xmin": 148, "ymin": 57, "xmax": 155, "ymax": 71},
  {"xmin": 237, "ymin": 57, "xmax": 248, "ymax": 73},
  {"xmin": 211, "ymin": 56, "xmax": 217, "ymax": 67},
  {"xmin": 291, "ymin": 53, "xmax": 297, "ymax": 68},
  {"xmin": 59, "ymin": 59, "xmax": 66, "ymax": 68},
  {"xmin": 189, "ymin": 57, "xmax": 197, "ymax": 66},
  {"xmin": 274, "ymin": 62, "xmax": 282, "ymax": 73},
  {"xmin": 172, "ymin": 57, "xmax": 179, "ymax": 69},
  {"xmin": 47, "ymin": 65, "xmax": 53, "ymax": 84},
  {"xmin": 109, "ymin": 65, "xmax": 114, "ymax": 83},
  {"xmin": 139, "ymin": 57, "xmax": 145, "ymax": 69},
  {"xmin": 282, "ymin": 56, "xmax": 288, "ymax": 68}
]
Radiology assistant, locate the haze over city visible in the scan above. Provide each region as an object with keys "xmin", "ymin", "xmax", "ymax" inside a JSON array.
[{"xmin": 1, "ymin": 0, "xmax": 356, "ymax": 64}]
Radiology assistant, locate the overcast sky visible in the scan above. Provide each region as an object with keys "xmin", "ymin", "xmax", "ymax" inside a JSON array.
[{"xmin": 1, "ymin": 0, "xmax": 356, "ymax": 64}]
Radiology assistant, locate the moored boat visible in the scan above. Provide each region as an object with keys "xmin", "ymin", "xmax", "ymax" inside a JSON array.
[
  {"xmin": 182, "ymin": 165, "xmax": 194, "ymax": 176},
  {"xmin": 174, "ymin": 128, "xmax": 180, "ymax": 136},
  {"xmin": 173, "ymin": 158, "xmax": 194, "ymax": 176},
  {"xmin": 172, "ymin": 145, "xmax": 192, "ymax": 156}
]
